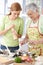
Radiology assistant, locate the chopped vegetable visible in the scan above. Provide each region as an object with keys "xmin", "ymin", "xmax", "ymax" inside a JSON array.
[{"xmin": 14, "ymin": 56, "xmax": 22, "ymax": 63}]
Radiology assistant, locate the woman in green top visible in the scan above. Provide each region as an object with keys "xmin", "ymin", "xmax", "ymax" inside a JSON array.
[{"xmin": 0, "ymin": 2, "xmax": 24, "ymax": 52}]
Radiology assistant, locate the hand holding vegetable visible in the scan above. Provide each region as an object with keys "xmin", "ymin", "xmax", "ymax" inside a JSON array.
[{"xmin": 11, "ymin": 28, "xmax": 18, "ymax": 40}]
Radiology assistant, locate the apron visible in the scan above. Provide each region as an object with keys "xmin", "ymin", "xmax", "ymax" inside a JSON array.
[{"xmin": 27, "ymin": 24, "xmax": 43, "ymax": 56}]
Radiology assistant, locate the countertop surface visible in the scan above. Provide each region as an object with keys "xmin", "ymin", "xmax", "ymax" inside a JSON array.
[{"xmin": 0, "ymin": 55, "xmax": 43, "ymax": 65}]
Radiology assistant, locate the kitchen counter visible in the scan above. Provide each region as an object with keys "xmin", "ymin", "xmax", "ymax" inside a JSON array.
[
  {"xmin": 0, "ymin": 55, "xmax": 34, "ymax": 65},
  {"xmin": 0, "ymin": 55, "xmax": 43, "ymax": 65},
  {"xmin": 0, "ymin": 55, "xmax": 14, "ymax": 65},
  {"xmin": 13, "ymin": 62, "xmax": 35, "ymax": 65}
]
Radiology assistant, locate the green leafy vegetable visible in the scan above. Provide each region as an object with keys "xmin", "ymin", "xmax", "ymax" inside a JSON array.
[{"xmin": 14, "ymin": 56, "xmax": 22, "ymax": 63}]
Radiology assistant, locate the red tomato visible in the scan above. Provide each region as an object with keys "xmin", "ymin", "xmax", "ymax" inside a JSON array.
[{"xmin": 26, "ymin": 57, "xmax": 33, "ymax": 62}]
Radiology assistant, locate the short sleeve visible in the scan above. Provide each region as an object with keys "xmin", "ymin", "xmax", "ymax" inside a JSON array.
[{"xmin": 0, "ymin": 17, "xmax": 5, "ymax": 31}]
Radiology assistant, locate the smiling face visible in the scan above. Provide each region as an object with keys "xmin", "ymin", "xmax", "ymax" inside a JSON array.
[
  {"xmin": 27, "ymin": 10, "xmax": 39, "ymax": 22},
  {"xmin": 11, "ymin": 10, "xmax": 20, "ymax": 19},
  {"xmin": 8, "ymin": 2, "xmax": 22, "ymax": 20}
]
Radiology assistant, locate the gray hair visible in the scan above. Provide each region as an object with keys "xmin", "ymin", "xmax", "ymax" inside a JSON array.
[{"xmin": 26, "ymin": 3, "xmax": 39, "ymax": 13}]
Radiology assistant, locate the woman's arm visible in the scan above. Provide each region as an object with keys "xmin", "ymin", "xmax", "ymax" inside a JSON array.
[
  {"xmin": 11, "ymin": 28, "xmax": 18, "ymax": 40},
  {"xmin": 38, "ymin": 38, "xmax": 43, "ymax": 44},
  {"xmin": 11, "ymin": 28, "xmax": 22, "ymax": 40},
  {"xmin": 0, "ymin": 24, "xmax": 14, "ymax": 35},
  {"xmin": 28, "ymin": 38, "xmax": 43, "ymax": 45},
  {"xmin": 20, "ymin": 34, "xmax": 29, "ymax": 45},
  {"xmin": 0, "ymin": 29, "xmax": 9, "ymax": 35}
]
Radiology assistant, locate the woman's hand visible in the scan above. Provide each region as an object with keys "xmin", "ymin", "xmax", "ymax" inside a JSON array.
[
  {"xmin": 0, "ymin": 24, "xmax": 15, "ymax": 35},
  {"xmin": 11, "ymin": 28, "xmax": 18, "ymax": 40},
  {"xmin": 11, "ymin": 28, "xmax": 17, "ymax": 35},
  {"xmin": 29, "ymin": 40, "xmax": 38, "ymax": 45},
  {"xmin": 20, "ymin": 40, "xmax": 25, "ymax": 45},
  {"xmin": 20, "ymin": 35, "xmax": 28, "ymax": 46},
  {"xmin": 7, "ymin": 24, "xmax": 15, "ymax": 30},
  {"xmin": 5, "ymin": 24, "xmax": 15, "ymax": 33},
  {"xmin": 39, "ymin": 38, "xmax": 43, "ymax": 44}
]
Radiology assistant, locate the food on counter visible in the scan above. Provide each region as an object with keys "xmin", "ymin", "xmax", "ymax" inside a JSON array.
[
  {"xmin": 32, "ymin": 53, "xmax": 37, "ymax": 58},
  {"xmin": 0, "ymin": 50, "xmax": 9, "ymax": 55},
  {"xmin": 13, "ymin": 53, "xmax": 18, "ymax": 57},
  {"xmin": 13, "ymin": 51, "xmax": 22, "ymax": 57},
  {"xmin": 22, "ymin": 53, "xmax": 28, "ymax": 56},
  {"xmin": 12, "ymin": 51, "xmax": 35, "ymax": 63},
  {"xmin": 14, "ymin": 56, "xmax": 22, "ymax": 63},
  {"xmin": 21, "ymin": 56, "xmax": 28, "ymax": 61},
  {"xmin": 26, "ymin": 57, "xmax": 33, "ymax": 62},
  {"xmin": 0, "ymin": 51, "xmax": 3, "ymax": 54},
  {"xmin": 21, "ymin": 55, "xmax": 33, "ymax": 62}
]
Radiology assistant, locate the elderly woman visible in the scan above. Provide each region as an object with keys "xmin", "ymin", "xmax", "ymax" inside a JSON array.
[{"xmin": 20, "ymin": 3, "xmax": 43, "ymax": 56}]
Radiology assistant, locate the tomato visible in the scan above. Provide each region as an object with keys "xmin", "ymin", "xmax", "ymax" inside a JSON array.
[{"xmin": 26, "ymin": 57, "xmax": 33, "ymax": 62}]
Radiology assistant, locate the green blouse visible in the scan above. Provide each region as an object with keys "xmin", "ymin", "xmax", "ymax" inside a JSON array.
[{"xmin": 0, "ymin": 16, "xmax": 24, "ymax": 47}]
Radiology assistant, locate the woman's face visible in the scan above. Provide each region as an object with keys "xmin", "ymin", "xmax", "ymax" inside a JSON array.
[
  {"xmin": 27, "ymin": 10, "xmax": 39, "ymax": 21},
  {"xmin": 11, "ymin": 11, "xmax": 20, "ymax": 19}
]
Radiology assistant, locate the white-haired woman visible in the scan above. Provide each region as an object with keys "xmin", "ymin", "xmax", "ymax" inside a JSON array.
[{"xmin": 20, "ymin": 3, "xmax": 43, "ymax": 56}]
